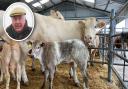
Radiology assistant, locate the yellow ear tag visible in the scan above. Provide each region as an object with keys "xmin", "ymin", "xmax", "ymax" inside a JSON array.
[{"xmin": 28, "ymin": 44, "xmax": 32, "ymax": 48}]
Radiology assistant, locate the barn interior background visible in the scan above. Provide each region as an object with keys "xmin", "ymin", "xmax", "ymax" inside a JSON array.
[{"xmin": 0, "ymin": 0, "xmax": 128, "ymax": 89}]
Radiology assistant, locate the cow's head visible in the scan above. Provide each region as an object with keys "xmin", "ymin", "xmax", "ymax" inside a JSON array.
[{"xmin": 79, "ymin": 17, "xmax": 105, "ymax": 47}]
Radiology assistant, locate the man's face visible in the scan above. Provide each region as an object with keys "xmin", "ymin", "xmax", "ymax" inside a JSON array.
[{"xmin": 11, "ymin": 15, "xmax": 26, "ymax": 32}]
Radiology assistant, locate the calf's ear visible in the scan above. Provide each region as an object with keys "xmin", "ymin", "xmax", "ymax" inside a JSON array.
[{"xmin": 40, "ymin": 42, "xmax": 45, "ymax": 47}]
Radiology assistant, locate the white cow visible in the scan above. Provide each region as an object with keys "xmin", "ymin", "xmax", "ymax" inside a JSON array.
[
  {"xmin": 28, "ymin": 13, "xmax": 105, "ymax": 47},
  {"xmin": 0, "ymin": 10, "xmax": 105, "ymax": 47}
]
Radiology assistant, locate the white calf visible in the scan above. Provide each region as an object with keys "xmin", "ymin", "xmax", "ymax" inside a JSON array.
[
  {"xmin": 0, "ymin": 41, "xmax": 28, "ymax": 89},
  {"xmin": 42, "ymin": 39, "xmax": 90, "ymax": 89}
]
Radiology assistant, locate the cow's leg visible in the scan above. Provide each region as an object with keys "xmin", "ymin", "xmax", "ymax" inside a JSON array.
[
  {"xmin": 40, "ymin": 64, "xmax": 45, "ymax": 73},
  {"xmin": 39, "ymin": 58, "xmax": 45, "ymax": 73},
  {"xmin": 80, "ymin": 63, "xmax": 89, "ymax": 89},
  {"xmin": 21, "ymin": 63, "xmax": 29, "ymax": 86},
  {"xmin": 42, "ymin": 70, "xmax": 49, "ymax": 89},
  {"xmin": 10, "ymin": 62, "xmax": 16, "ymax": 80},
  {"xmin": 0, "ymin": 69, "xmax": 3, "ymax": 84},
  {"xmin": 72, "ymin": 62, "xmax": 80, "ymax": 87},
  {"xmin": 16, "ymin": 64, "xmax": 21, "ymax": 89},
  {"xmin": 5, "ymin": 64, "xmax": 10, "ymax": 89},
  {"xmin": 49, "ymin": 66, "xmax": 55, "ymax": 89},
  {"xmin": 31, "ymin": 56, "xmax": 35, "ymax": 71},
  {"xmin": 0, "ymin": 63, "xmax": 4, "ymax": 84},
  {"xmin": 69, "ymin": 62, "xmax": 73, "ymax": 78},
  {"xmin": 91, "ymin": 50, "xmax": 96, "ymax": 66},
  {"xmin": 69, "ymin": 67, "xmax": 73, "ymax": 78}
]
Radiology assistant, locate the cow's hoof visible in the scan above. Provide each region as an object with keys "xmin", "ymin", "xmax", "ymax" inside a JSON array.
[
  {"xmin": 6, "ymin": 87, "xmax": 9, "ymax": 89},
  {"xmin": 75, "ymin": 83, "xmax": 80, "ymax": 87},
  {"xmin": 90, "ymin": 63, "xmax": 94, "ymax": 66},
  {"xmin": 69, "ymin": 73, "xmax": 73, "ymax": 79},
  {"xmin": 23, "ymin": 82, "xmax": 29, "ymax": 86},
  {"xmin": 84, "ymin": 88, "xmax": 89, "ymax": 89},
  {"xmin": 41, "ymin": 85, "xmax": 44, "ymax": 89},
  {"xmin": 41, "ymin": 71, "xmax": 45, "ymax": 75},
  {"xmin": 13, "ymin": 77, "xmax": 16, "ymax": 81},
  {"xmin": 16, "ymin": 86, "xmax": 20, "ymax": 89},
  {"xmin": 32, "ymin": 68, "xmax": 36, "ymax": 71}
]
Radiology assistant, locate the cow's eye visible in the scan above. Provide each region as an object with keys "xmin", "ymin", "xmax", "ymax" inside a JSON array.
[{"xmin": 90, "ymin": 37, "xmax": 92, "ymax": 39}]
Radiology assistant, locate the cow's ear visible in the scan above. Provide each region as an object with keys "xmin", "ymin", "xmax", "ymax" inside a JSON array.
[
  {"xmin": 79, "ymin": 20, "xmax": 84, "ymax": 25},
  {"xmin": 27, "ymin": 41, "xmax": 32, "ymax": 45},
  {"xmin": 79, "ymin": 21, "xmax": 85, "ymax": 28},
  {"xmin": 40, "ymin": 42, "xmax": 45, "ymax": 47},
  {"xmin": 50, "ymin": 10, "xmax": 55, "ymax": 14},
  {"xmin": 97, "ymin": 21, "xmax": 106, "ymax": 28}
]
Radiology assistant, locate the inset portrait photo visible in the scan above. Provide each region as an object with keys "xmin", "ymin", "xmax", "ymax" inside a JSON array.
[{"xmin": 3, "ymin": 2, "xmax": 34, "ymax": 41}]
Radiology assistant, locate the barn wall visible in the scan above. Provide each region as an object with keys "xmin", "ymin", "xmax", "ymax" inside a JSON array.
[{"xmin": 39, "ymin": 2, "xmax": 109, "ymax": 20}]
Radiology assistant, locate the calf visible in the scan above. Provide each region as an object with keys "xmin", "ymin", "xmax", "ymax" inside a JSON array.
[
  {"xmin": 28, "ymin": 42, "xmax": 45, "ymax": 72},
  {"xmin": 41, "ymin": 39, "xmax": 90, "ymax": 89},
  {"xmin": 30, "ymin": 41, "xmax": 79, "ymax": 85},
  {"xmin": 0, "ymin": 41, "xmax": 28, "ymax": 89}
]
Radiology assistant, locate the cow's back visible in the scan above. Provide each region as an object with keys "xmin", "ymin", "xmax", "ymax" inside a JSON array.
[{"xmin": 29, "ymin": 14, "xmax": 82, "ymax": 42}]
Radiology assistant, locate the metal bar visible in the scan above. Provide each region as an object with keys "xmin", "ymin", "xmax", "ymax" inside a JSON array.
[
  {"xmin": 94, "ymin": 0, "xmax": 96, "ymax": 8},
  {"xmin": 111, "ymin": 51, "xmax": 128, "ymax": 63},
  {"xmin": 67, "ymin": 1, "xmax": 110, "ymax": 14},
  {"xmin": 123, "ymin": 59, "xmax": 126, "ymax": 81},
  {"xmin": 74, "ymin": 0, "xmax": 77, "ymax": 17},
  {"xmin": 111, "ymin": 32, "xmax": 128, "ymax": 37},
  {"xmin": 116, "ymin": 1, "xmax": 128, "ymax": 17},
  {"xmin": 96, "ymin": 33, "xmax": 109, "ymax": 36},
  {"xmin": 124, "ymin": 80, "xmax": 128, "ymax": 82},
  {"xmin": 108, "ymin": 9, "xmax": 115, "ymax": 82},
  {"xmin": 88, "ymin": 47, "xmax": 108, "ymax": 50},
  {"xmin": 111, "ymin": 33, "xmax": 121, "ymax": 37},
  {"xmin": 112, "ymin": 67, "xmax": 128, "ymax": 89},
  {"xmin": 65, "ymin": 16, "xmax": 110, "ymax": 20},
  {"xmin": 122, "ymin": 41, "xmax": 126, "ymax": 81},
  {"xmin": 50, "ymin": 0, "xmax": 55, "ymax": 5},
  {"xmin": 114, "ymin": 48, "xmax": 128, "ymax": 51},
  {"xmin": 104, "ymin": 0, "xmax": 110, "ymax": 11},
  {"xmin": 88, "ymin": 61, "xmax": 128, "ymax": 66},
  {"xmin": 38, "ymin": 1, "xmax": 65, "ymax": 13}
]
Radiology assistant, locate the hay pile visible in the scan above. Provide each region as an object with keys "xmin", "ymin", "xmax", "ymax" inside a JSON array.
[{"xmin": 0, "ymin": 58, "xmax": 122, "ymax": 89}]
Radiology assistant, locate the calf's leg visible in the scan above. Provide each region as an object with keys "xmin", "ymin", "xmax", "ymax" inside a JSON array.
[
  {"xmin": 21, "ymin": 64, "xmax": 29, "ymax": 86},
  {"xmin": 0, "ymin": 62, "xmax": 4, "ymax": 84},
  {"xmin": 5, "ymin": 65, "xmax": 10, "ymax": 89},
  {"xmin": 80, "ymin": 63, "xmax": 89, "ymax": 89},
  {"xmin": 42, "ymin": 70, "xmax": 49, "ymax": 89},
  {"xmin": 16, "ymin": 64, "xmax": 21, "ymax": 89},
  {"xmin": 72, "ymin": 62, "xmax": 80, "ymax": 87},
  {"xmin": 31, "ymin": 56, "xmax": 36, "ymax": 71},
  {"xmin": 49, "ymin": 66, "xmax": 56, "ymax": 89}
]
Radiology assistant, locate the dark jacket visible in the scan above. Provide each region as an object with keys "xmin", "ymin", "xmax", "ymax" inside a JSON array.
[{"xmin": 6, "ymin": 21, "xmax": 32, "ymax": 40}]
